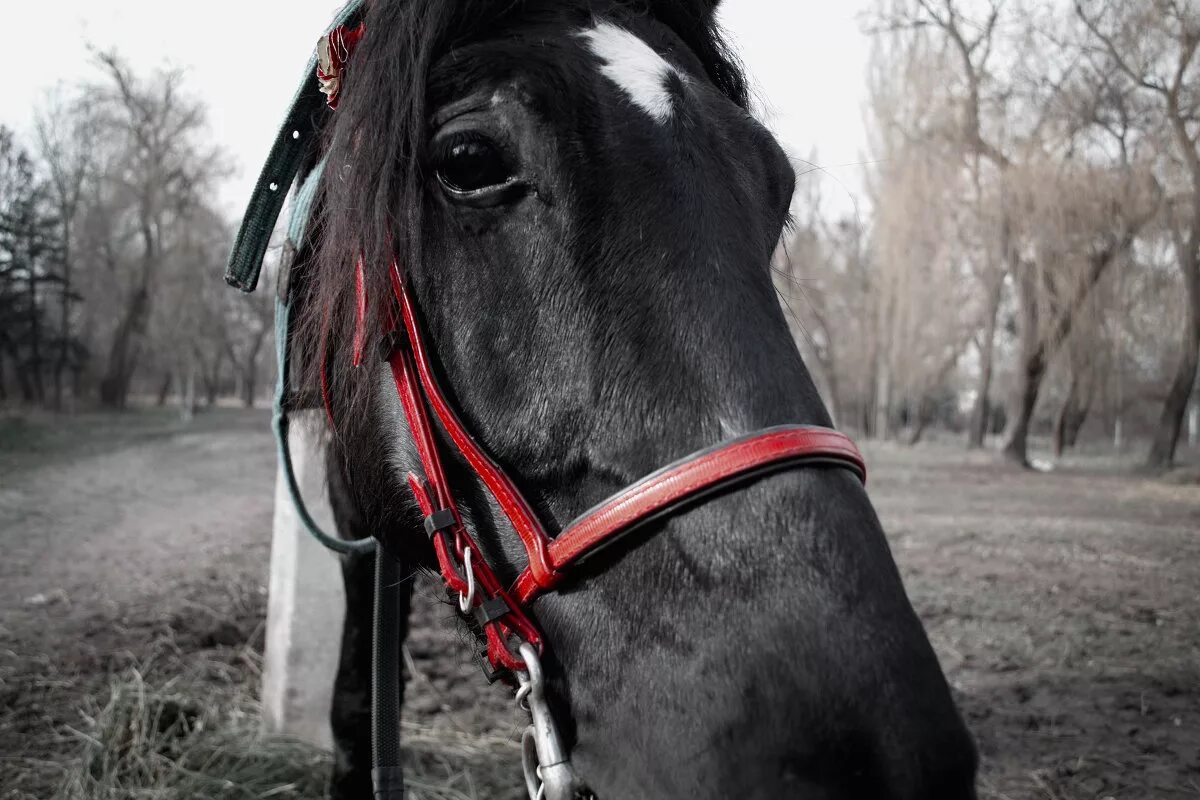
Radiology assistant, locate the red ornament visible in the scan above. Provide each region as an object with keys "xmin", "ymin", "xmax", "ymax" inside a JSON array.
[{"xmin": 316, "ymin": 22, "xmax": 366, "ymax": 110}]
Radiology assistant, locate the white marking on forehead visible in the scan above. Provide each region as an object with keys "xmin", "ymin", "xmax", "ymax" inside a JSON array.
[{"xmin": 580, "ymin": 22, "xmax": 681, "ymax": 123}]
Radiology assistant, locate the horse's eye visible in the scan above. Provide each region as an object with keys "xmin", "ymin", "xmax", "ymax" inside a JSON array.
[{"xmin": 435, "ymin": 136, "xmax": 514, "ymax": 196}]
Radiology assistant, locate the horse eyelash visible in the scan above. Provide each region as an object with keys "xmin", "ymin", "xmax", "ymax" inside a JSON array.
[{"xmin": 429, "ymin": 130, "xmax": 504, "ymax": 164}]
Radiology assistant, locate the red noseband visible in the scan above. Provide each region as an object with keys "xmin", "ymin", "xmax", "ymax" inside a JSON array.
[{"xmin": 361, "ymin": 257, "xmax": 866, "ymax": 675}]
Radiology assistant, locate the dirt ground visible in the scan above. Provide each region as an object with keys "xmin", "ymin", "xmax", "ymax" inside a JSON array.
[
  {"xmin": 862, "ymin": 440, "xmax": 1200, "ymax": 799},
  {"xmin": 1, "ymin": 409, "xmax": 1198, "ymax": 798}
]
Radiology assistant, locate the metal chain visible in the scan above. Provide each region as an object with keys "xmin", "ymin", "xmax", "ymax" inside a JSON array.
[{"xmin": 516, "ymin": 644, "xmax": 577, "ymax": 800}]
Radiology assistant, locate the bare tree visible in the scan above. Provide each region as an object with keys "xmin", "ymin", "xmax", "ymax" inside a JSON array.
[
  {"xmin": 865, "ymin": 0, "xmax": 1162, "ymax": 464},
  {"xmin": 1076, "ymin": 0, "xmax": 1200, "ymax": 469},
  {"xmin": 777, "ymin": 171, "xmax": 885, "ymax": 435},
  {"xmin": 89, "ymin": 53, "xmax": 214, "ymax": 409},
  {"xmin": 1050, "ymin": 310, "xmax": 1108, "ymax": 457},
  {"xmin": 149, "ymin": 202, "xmax": 239, "ymax": 414},
  {"xmin": 35, "ymin": 90, "xmax": 94, "ymax": 410},
  {"xmin": 225, "ymin": 280, "xmax": 274, "ymax": 408},
  {"xmin": 965, "ymin": 160, "xmax": 1009, "ymax": 448}
]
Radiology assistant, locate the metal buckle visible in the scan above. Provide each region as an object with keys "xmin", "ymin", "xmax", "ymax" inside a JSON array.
[{"xmin": 517, "ymin": 644, "xmax": 577, "ymax": 800}]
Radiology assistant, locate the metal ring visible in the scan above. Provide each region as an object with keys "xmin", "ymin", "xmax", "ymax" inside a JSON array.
[{"xmin": 458, "ymin": 547, "xmax": 476, "ymax": 613}]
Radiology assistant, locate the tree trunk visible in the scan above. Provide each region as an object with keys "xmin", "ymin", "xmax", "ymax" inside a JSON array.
[
  {"xmin": 16, "ymin": 365, "xmax": 34, "ymax": 403},
  {"xmin": 1052, "ymin": 383, "xmax": 1074, "ymax": 460},
  {"xmin": 182, "ymin": 366, "xmax": 197, "ymax": 421},
  {"xmin": 968, "ymin": 392, "xmax": 992, "ymax": 449},
  {"xmin": 242, "ymin": 367, "xmax": 257, "ymax": 408},
  {"xmin": 99, "ymin": 285, "xmax": 150, "ymax": 409},
  {"xmin": 968, "ymin": 272, "xmax": 1005, "ymax": 449},
  {"xmin": 52, "ymin": 359, "xmax": 64, "ymax": 411},
  {"xmin": 1146, "ymin": 238, "xmax": 1200, "ymax": 470},
  {"xmin": 3, "ymin": 337, "xmax": 35, "ymax": 404},
  {"xmin": 239, "ymin": 327, "xmax": 269, "ymax": 410},
  {"xmin": 906, "ymin": 397, "xmax": 933, "ymax": 446},
  {"xmin": 967, "ymin": 350, "xmax": 995, "ymax": 449},
  {"xmin": 156, "ymin": 372, "xmax": 173, "ymax": 407},
  {"xmin": 25, "ymin": 255, "xmax": 45, "ymax": 405},
  {"xmin": 1001, "ymin": 262, "xmax": 1043, "ymax": 466},
  {"xmin": 200, "ymin": 348, "xmax": 225, "ymax": 408},
  {"xmin": 874, "ymin": 358, "xmax": 893, "ymax": 440},
  {"xmin": 52, "ymin": 235, "xmax": 72, "ymax": 412},
  {"xmin": 1002, "ymin": 230, "xmax": 1141, "ymax": 466},
  {"xmin": 1063, "ymin": 402, "xmax": 1089, "ymax": 450},
  {"xmin": 100, "ymin": 206, "xmax": 159, "ymax": 409},
  {"xmin": 1052, "ymin": 371, "xmax": 1092, "ymax": 458},
  {"xmin": 1002, "ymin": 363, "xmax": 1043, "ymax": 466},
  {"xmin": 203, "ymin": 367, "xmax": 220, "ymax": 407}
]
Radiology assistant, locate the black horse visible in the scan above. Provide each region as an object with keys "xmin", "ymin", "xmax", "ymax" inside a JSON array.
[{"xmin": 284, "ymin": 0, "xmax": 978, "ymax": 797}]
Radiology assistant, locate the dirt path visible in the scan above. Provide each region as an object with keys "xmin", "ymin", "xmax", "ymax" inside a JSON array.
[
  {"xmin": 0, "ymin": 410, "xmax": 280, "ymax": 796},
  {"xmin": 0, "ymin": 411, "xmax": 276, "ymax": 626},
  {"xmin": 2, "ymin": 414, "xmax": 1198, "ymax": 798}
]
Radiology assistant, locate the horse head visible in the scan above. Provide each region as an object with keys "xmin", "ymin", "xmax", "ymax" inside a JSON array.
[{"xmin": 289, "ymin": 1, "xmax": 978, "ymax": 797}]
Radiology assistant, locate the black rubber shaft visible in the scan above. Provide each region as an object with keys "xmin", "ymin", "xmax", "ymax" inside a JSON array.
[{"xmin": 372, "ymin": 549, "xmax": 405, "ymax": 800}]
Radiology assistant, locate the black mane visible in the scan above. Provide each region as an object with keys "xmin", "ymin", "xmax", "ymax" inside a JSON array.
[{"xmin": 294, "ymin": 0, "xmax": 748, "ymax": 424}]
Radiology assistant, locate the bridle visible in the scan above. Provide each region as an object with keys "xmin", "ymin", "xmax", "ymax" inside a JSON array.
[
  {"xmin": 376, "ymin": 256, "xmax": 865, "ymax": 799},
  {"xmin": 226, "ymin": 10, "xmax": 867, "ymax": 800}
]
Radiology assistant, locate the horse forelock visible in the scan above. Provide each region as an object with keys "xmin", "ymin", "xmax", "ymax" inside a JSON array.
[{"xmin": 291, "ymin": 0, "xmax": 748, "ymax": 431}]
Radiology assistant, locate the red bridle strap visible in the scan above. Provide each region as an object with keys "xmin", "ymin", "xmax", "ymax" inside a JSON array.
[
  {"xmin": 388, "ymin": 261, "xmax": 562, "ymax": 589},
  {"xmin": 383, "ymin": 262, "xmax": 548, "ymax": 672},
  {"xmin": 378, "ymin": 257, "xmax": 866, "ymax": 675},
  {"xmin": 513, "ymin": 426, "xmax": 865, "ymax": 603}
]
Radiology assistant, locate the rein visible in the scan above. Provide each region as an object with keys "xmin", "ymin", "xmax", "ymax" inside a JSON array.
[{"xmin": 227, "ymin": 10, "xmax": 866, "ymax": 800}]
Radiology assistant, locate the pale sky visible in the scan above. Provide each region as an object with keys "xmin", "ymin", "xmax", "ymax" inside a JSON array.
[{"xmin": 3, "ymin": 1, "xmax": 872, "ymax": 216}]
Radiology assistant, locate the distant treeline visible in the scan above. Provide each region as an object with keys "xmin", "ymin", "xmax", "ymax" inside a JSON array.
[
  {"xmin": 777, "ymin": 0, "xmax": 1199, "ymax": 470},
  {"xmin": 0, "ymin": 54, "xmax": 272, "ymax": 415},
  {"xmin": 3, "ymin": 3, "xmax": 1197, "ymax": 473}
]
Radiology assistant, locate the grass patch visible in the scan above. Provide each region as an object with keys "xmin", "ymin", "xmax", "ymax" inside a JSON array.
[
  {"xmin": 56, "ymin": 668, "xmax": 329, "ymax": 799},
  {"xmin": 43, "ymin": 654, "xmax": 523, "ymax": 800},
  {"xmin": 1, "ymin": 578, "xmax": 524, "ymax": 800}
]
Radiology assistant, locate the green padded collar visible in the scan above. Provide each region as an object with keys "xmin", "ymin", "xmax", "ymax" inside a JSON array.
[{"xmin": 224, "ymin": 0, "xmax": 364, "ymax": 293}]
